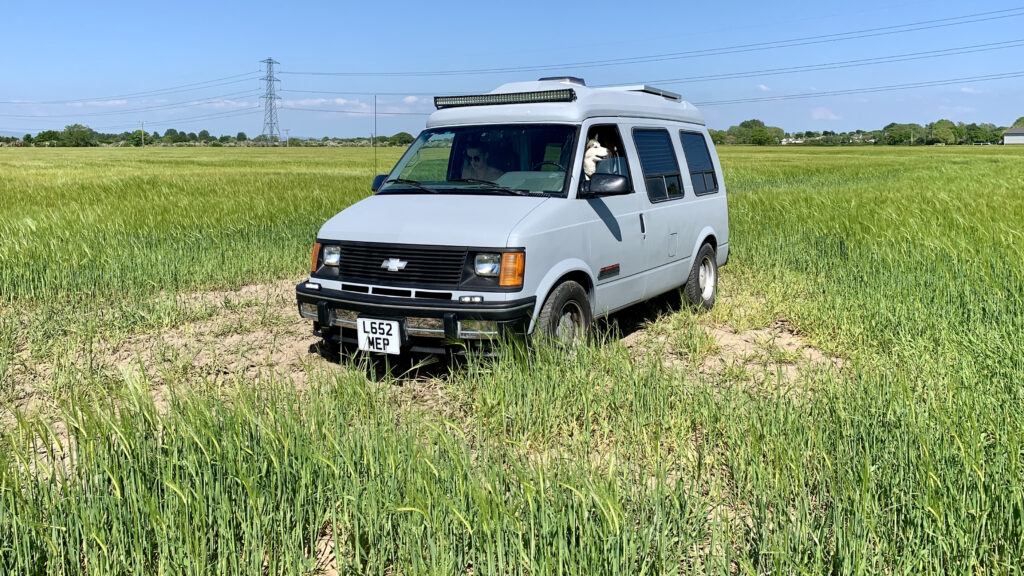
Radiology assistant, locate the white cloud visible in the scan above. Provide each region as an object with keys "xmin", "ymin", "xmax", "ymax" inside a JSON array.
[
  {"xmin": 68, "ymin": 99, "xmax": 128, "ymax": 108},
  {"xmin": 208, "ymin": 99, "xmax": 252, "ymax": 109},
  {"xmin": 281, "ymin": 98, "xmax": 343, "ymax": 107},
  {"xmin": 960, "ymin": 87, "xmax": 986, "ymax": 94},
  {"xmin": 757, "ymin": 84, "xmax": 771, "ymax": 92},
  {"xmin": 333, "ymin": 98, "xmax": 350, "ymax": 106},
  {"xmin": 403, "ymin": 95, "xmax": 420, "ymax": 103},
  {"xmin": 811, "ymin": 107, "xmax": 840, "ymax": 120}
]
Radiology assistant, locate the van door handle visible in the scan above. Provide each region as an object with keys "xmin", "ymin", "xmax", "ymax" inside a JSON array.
[{"xmin": 639, "ymin": 213, "xmax": 646, "ymax": 234}]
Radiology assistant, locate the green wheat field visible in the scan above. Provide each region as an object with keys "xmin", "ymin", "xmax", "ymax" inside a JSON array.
[{"xmin": 1, "ymin": 146, "xmax": 1022, "ymax": 574}]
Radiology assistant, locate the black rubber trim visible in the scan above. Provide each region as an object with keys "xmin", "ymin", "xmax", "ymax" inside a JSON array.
[{"xmin": 296, "ymin": 283, "xmax": 536, "ymax": 321}]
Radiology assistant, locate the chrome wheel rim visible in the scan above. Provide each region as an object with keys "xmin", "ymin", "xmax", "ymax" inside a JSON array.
[{"xmin": 699, "ymin": 256, "xmax": 716, "ymax": 301}]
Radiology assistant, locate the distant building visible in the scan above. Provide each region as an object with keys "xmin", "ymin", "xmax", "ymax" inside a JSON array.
[{"xmin": 1004, "ymin": 127, "xmax": 1024, "ymax": 145}]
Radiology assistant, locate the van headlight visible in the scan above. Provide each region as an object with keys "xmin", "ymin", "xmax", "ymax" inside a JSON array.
[
  {"xmin": 323, "ymin": 245, "xmax": 341, "ymax": 266},
  {"xmin": 474, "ymin": 253, "xmax": 502, "ymax": 277},
  {"xmin": 471, "ymin": 251, "xmax": 525, "ymax": 288}
]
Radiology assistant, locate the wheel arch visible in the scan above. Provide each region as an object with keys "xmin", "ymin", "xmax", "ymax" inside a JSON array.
[
  {"xmin": 528, "ymin": 259, "xmax": 595, "ymax": 334},
  {"xmin": 690, "ymin": 227, "xmax": 718, "ymax": 260}
]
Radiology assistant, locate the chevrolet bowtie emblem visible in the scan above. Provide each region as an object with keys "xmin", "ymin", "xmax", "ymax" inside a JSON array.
[{"xmin": 381, "ymin": 258, "xmax": 408, "ymax": 272}]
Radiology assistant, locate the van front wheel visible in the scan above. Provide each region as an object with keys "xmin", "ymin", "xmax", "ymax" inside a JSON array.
[
  {"xmin": 684, "ymin": 243, "xmax": 718, "ymax": 310},
  {"xmin": 536, "ymin": 280, "xmax": 592, "ymax": 345}
]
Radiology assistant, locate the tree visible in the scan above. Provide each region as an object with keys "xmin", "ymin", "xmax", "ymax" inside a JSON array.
[
  {"xmin": 927, "ymin": 119, "xmax": 956, "ymax": 145},
  {"xmin": 36, "ymin": 130, "xmax": 61, "ymax": 146},
  {"xmin": 198, "ymin": 129, "xmax": 211, "ymax": 142},
  {"xmin": 236, "ymin": 132, "xmax": 248, "ymax": 142},
  {"xmin": 127, "ymin": 130, "xmax": 146, "ymax": 147},
  {"xmin": 749, "ymin": 126, "xmax": 773, "ymax": 145},
  {"xmin": 1013, "ymin": 116, "xmax": 1024, "ymax": 128},
  {"xmin": 62, "ymin": 124, "xmax": 97, "ymax": 147},
  {"xmin": 23, "ymin": 134, "xmax": 33, "ymax": 145},
  {"xmin": 390, "ymin": 132, "xmax": 414, "ymax": 146}
]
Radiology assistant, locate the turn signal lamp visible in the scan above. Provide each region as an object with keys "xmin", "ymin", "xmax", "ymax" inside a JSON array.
[
  {"xmin": 499, "ymin": 253, "xmax": 525, "ymax": 288},
  {"xmin": 310, "ymin": 242, "xmax": 321, "ymax": 273}
]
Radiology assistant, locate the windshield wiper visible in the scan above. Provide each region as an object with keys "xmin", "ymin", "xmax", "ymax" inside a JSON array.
[
  {"xmin": 382, "ymin": 178, "xmax": 437, "ymax": 193},
  {"xmin": 450, "ymin": 179, "xmax": 530, "ymax": 196}
]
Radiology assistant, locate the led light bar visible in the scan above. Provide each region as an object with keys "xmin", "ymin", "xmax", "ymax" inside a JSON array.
[{"xmin": 434, "ymin": 89, "xmax": 576, "ymax": 109}]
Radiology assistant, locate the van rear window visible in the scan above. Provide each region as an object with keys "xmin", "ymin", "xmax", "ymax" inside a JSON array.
[{"xmin": 680, "ymin": 131, "xmax": 718, "ymax": 195}]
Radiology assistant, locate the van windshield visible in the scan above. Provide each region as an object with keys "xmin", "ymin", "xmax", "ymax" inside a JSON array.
[{"xmin": 379, "ymin": 124, "xmax": 578, "ymax": 197}]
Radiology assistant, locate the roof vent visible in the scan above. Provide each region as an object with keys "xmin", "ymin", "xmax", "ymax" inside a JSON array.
[
  {"xmin": 538, "ymin": 76, "xmax": 586, "ymax": 86},
  {"xmin": 611, "ymin": 85, "xmax": 682, "ymax": 101}
]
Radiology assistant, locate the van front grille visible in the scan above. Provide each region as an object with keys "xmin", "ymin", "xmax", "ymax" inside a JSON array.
[{"xmin": 338, "ymin": 242, "xmax": 467, "ymax": 289}]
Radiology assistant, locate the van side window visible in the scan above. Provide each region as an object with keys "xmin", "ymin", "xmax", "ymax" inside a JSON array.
[
  {"xmin": 679, "ymin": 131, "xmax": 718, "ymax": 195},
  {"xmin": 633, "ymin": 129, "xmax": 682, "ymax": 202},
  {"xmin": 583, "ymin": 125, "xmax": 631, "ymax": 180}
]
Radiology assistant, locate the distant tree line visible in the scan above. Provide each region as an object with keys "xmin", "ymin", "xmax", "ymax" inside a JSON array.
[
  {"xmin": 7, "ymin": 125, "xmax": 417, "ymax": 148},
  {"xmin": 6, "ymin": 117, "xmax": 1022, "ymax": 148},
  {"xmin": 710, "ymin": 117, "xmax": 1023, "ymax": 146}
]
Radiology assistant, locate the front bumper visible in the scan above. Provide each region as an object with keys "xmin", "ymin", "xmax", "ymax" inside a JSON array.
[{"xmin": 295, "ymin": 282, "xmax": 535, "ymax": 354}]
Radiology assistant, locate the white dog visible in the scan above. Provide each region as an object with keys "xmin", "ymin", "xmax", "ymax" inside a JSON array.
[{"xmin": 583, "ymin": 138, "xmax": 609, "ymax": 179}]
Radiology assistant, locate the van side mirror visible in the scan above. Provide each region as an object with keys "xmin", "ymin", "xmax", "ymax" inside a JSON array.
[
  {"xmin": 580, "ymin": 173, "xmax": 631, "ymax": 198},
  {"xmin": 371, "ymin": 174, "xmax": 388, "ymax": 192}
]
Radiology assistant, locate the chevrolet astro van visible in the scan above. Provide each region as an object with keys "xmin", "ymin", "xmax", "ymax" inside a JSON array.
[{"xmin": 296, "ymin": 77, "xmax": 729, "ymax": 355}]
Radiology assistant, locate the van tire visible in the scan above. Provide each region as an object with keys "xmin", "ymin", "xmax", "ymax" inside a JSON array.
[
  {"xmin": 536, "ymin": 280, "xmax": 593, "ymax": 345},
  {"xmin": 685, "ymin": 243, "xmax": 718, "ymax": 311}
]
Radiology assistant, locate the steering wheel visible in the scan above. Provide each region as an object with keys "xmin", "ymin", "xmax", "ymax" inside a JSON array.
[{"xmin": 532, "ymin": 161, "xmax": 565, "ymax": 171}]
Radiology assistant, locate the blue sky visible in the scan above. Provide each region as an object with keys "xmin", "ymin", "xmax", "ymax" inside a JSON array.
[{"xmin": 2, "ymin": 0, "xmax": 1023, "ymax": 138}]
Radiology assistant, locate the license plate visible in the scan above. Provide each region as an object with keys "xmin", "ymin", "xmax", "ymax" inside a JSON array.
[{"xmin": 357, "ymin": 318, "xmax": 402, "ymax": 354}]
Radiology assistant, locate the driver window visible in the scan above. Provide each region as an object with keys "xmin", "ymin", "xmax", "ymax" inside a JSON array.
[{"xmin": 582, "ymin": 125, "xmax": 630, "ymax": 182}]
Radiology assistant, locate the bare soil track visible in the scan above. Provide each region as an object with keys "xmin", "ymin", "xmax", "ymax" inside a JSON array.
[{"xmin": 4, "ymin": 278, "xmax": 841, "ymax": 425}]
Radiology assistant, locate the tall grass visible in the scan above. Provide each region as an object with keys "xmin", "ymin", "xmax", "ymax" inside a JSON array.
[{"xmin": 2, "ymin": 146, "xmax": 1023, "ymax": 573}]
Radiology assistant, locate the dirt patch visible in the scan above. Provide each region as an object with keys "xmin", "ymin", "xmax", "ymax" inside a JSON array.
[
  {"xmin": 624, "ymin": 317, "xmax": 844, "ymax": 389},
  {"xmin": 2, "ymin": 279, "xmax": 341, "ymax": 425}
]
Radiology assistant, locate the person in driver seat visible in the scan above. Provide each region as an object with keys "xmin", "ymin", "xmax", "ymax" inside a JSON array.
[{"xmin": 461, "ymin": 141, "xmax": 504, "ymax": 181}]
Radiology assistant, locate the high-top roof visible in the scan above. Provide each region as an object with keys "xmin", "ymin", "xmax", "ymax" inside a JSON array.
[
  {"xmin": 1004, "ymin": 126, "xmax": 1024, "ymax": 135},
  {"xmin": 426, "ymin": 78, "xmax": 704, "ymax": 128}
]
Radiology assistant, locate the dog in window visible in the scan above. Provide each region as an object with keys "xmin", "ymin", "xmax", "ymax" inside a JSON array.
[{"xmin": 583, "ymin": 138, "xmax": 609, "ymax": 180}]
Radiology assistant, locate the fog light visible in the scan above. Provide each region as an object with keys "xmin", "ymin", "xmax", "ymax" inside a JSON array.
[{"xmin": 459, "ymin": 295, "xmax": 484, "ymax": 303}]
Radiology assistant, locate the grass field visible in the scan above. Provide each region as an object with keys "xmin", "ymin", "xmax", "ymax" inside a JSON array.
[{"xmin": 1, "ymin": 146, "xmax": 1022, "ymax": 574}]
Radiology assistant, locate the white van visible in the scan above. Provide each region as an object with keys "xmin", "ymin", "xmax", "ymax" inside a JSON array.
[{"xmin": 297, "ymin": 77, "xmax": 729, "ymax": 355}]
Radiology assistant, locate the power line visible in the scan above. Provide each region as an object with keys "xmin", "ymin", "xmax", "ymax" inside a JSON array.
[
  {"xmin": 280, "ymin": 89, "xmax": 440, "ymax": 96},
  {"xmin": 0, "ymin": 72, "xmax": 261, "ymax": 105},
  {"xmin": 285, "ymin": 107, "xmax": 429, "ymax": 116},
  {"xmin": 0, "ymin": 90, "xmax": 261, "ymax": 118},
  {"xmin": 278, "ymin": 7, "xmax": 1024, "ymax": 77},
  {"xmin": 616, "ymin": 38, "xmax": 1024, "ymax": 86},
  {"xmin": 693, "ymin": 70, "xmax": 1024, "ymax": 106},
  {"xmin": 91, "ymin": 107, "xmax": 263, "ymax": 132}
]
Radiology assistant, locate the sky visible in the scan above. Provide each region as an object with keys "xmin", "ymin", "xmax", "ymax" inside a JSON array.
[{"xmin": 2, "ymin": 0, "xmax": 1023, "ymax": 139}]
